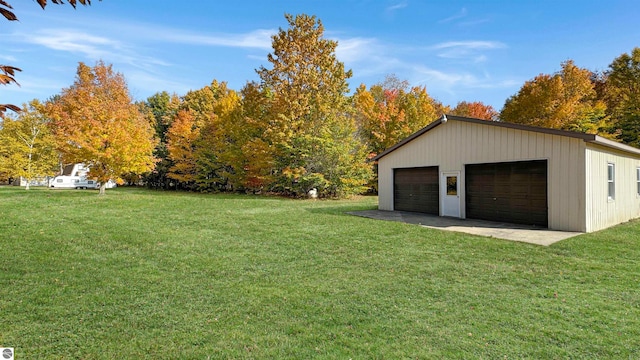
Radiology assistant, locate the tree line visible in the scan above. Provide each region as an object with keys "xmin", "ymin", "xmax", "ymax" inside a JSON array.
[
  {"xmin": 501, "ymin": 55, "xmax": 640, "ymax": 148},
  {"xmin": 1, "ymin": 12, "xmax": 639, "ymax": 197}
]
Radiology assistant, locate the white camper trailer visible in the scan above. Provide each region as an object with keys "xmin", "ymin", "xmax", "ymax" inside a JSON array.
[
  {"xmin": 49, "ymin": 176, "xmax": 99, "ymax": 189},
  {"xmin": 48, "ymin": 163, "xmax": 116, "ymax": 190},
  {"xmin": 49, "ymin": 175, "xmax": 79, "ymax": 189}
]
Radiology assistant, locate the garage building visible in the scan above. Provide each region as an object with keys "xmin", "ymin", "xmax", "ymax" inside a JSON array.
[{"xmin": 374, "ymin": 115, "xmax": 640, "ymax": 232}]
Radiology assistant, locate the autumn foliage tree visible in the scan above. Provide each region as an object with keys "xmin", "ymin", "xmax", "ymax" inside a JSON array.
[
  {"xmin": 45, "ymin": 61, "xmax": 157, "ymax": 195},
  {"xmin": 257, "ymin": 13, "xmax": 371, "ymax": 197},
  {"xmin": 500, "ymin": 60, "xmax": 608, "ymax": 134},
  {"xmin": 221, "ymin": 82, "xmax": 275, "ymax": 192},
  {"xmin": 353, "ymin": 74, "xmax": 446, "ymax": 158},
  {"xmin": 191, "ymin": 81, "xmax": 241, "ymax": 191},
  {"xmin": 450, "ymin": 101, "xmax": 498, "ymax": 120},
  {"xmin": 352, "ymin": 75, "xmax": 446, "ymax": 192},
  {"xmin": 164, "ymin": 80, "xmax": 243, "ymax": 191},
  {"xmin": 604, "ymin": 47, "xmax": 640, "ymax": 147},
  {"xmin": 0, "ymin": 100, "xmax": 58, "ymax": 188},
  {"xmin": 139, "ymin": 91, "xmax": 181, "ymax": 189},
  {"xmin": 166, "ymin": 109, "xmax": 199, "ymax": 189}
]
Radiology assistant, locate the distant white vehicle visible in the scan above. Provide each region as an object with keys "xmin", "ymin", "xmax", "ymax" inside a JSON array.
[
  {"xmin": 48, "ymin": 163, "xmax": 117, "ymax": 190},
  {"xmin": 49, "ymin": 175, "xmax": 91, "ymax": 189},
  {"xmin": 75, "ymin": 178, "xmax": 100, "ymax": 189}
]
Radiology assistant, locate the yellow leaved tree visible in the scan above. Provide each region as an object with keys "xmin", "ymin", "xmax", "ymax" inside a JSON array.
[
  {"xmin": 166, "ymin": 109, "xmax": 200, "ymax": 188},
  {"xmin": 0, "ymin": 100, "xmax": 58, "ymax": 188},
  {"xmin": 45, "ymin": 61, "xmax": 157, "ymax": 195},
  {"xmin": 500, "ymin": 60, "xmax": 609, "ymax": 134}
]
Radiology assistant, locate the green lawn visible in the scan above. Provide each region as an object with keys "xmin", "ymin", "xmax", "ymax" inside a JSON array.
[{"xmin": 1, "ymin": 187, "xmax": 638, "ymax": 359}]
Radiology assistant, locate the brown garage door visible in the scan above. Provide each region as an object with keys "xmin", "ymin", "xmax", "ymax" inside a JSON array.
[
  {"xmin": 466, "ymin": 160, "xmax": 547, "ymax": 227},
  {"xmin": 394, "ymin": 167, "xmax": 439, "ymax": 214}
]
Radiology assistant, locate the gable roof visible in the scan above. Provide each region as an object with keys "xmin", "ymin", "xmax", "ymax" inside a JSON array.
[{"xmin": 373, "ymin": 114, "xmax": 640, "ymax": 160}]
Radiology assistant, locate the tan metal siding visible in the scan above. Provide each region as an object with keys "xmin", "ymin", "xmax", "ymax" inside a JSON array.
[
  {"xmin": 585, "ymin": 144, "xmax": 640, "ymax": 232},
  {"xmin": 378, "ymin": 119, "xmax": 587, "ymax": 231}
]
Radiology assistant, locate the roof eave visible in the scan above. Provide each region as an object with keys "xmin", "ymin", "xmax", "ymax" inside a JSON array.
[{"xmin": 587, "ymin": 136, "xmax": 640, "ymax": 156}]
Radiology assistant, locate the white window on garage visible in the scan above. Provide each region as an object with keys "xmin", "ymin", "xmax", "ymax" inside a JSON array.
[
  {"xmin": 607, "ymin": 163, "xmax": 615, "ymax": 200},
  {"xmin": 637, "ymin": 167, "xmax": 640, "ymax": 196}
]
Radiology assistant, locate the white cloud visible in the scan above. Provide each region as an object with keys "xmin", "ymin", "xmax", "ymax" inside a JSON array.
[
  {"xmin": 431, "ymin": 41, "xmax": 506, "ymax": 50},
  {"xmin": 0, "ymin": 54, "xmax": 18, "ymax": 62},
  {"xmin": 430, "ymin": 41, "xmax": 506, "ymax": 62},
  {"xmin": 334, "ymin": 35, "xmax": 515, "ymax": 96},
  {"xmin": 459, "ymin": 18, "xmax": 491, "ymax": 27},
  {"xmin": 125, "ymin": 70, "xmax": 194, "ymax": 100},
  {"xmin": 335, "ymin": 36, "xmax": 406, "ymax": 81},
  {"xmin": 437, "ymin": 8, "xmax": 490, "ymax": 28},
  {"xmin": 386, "ymin": 1, "xmax": 408, "ymax": 12},
  {"xmin": 411, "ymin": 64, "xmax": 518, "ymax": 92},
  {"xmin": 413, "ymin": 66, "xmax": 474, "ymax": 87},
  {"xmin": 160, "ymin": 29, "xmax": 275, "ymax": 50},
  {"xmin": 25, "ymin": 29, "xmax": 120, "ymax": 59},
  {"xmin": 22, "ymin": 25, "xmax": 275, "ymax": 62},
  {"xmin": 438, "ymin": 8, "xmax": 468, "ymax": 23},
  {"xmin": 335, "ymin": 37, "xmax": 379, "ymax": 63},
  {"xmin": 247, "ymin": 54, "xmax": 267, "ymax": 62},
  {"xmin": 3, "ymin": 73, "xmax": 68, "ymax": 104},
  {"xmin": 20, "ymin": 29, "xmax": 171, "ymax": 71}
]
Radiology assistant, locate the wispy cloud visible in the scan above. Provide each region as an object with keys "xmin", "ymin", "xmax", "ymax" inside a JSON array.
[
  {"xmin": 20, "ymin": 29, "xmax": 171, "ymax": 70},
  {"xmin": 125, "ymin": 70, "xmax": 194, "ymax": 99},
  {"xmin": 12, "ymin": 23, "xmax": 276, "ymax": 104},
  {"xmin": 334, "ymin": 34, "xmax": 515, "ymax": 96},
  {"xmin": 5, "ymin": 73, "xmax": 69, "ymax": 99},
  {"xmin": 414, "ymin": 65, "xmax": 475, "ymax": 88},
  {"xmin": 459, "ymin": 18, "xmax": 491, "ymax": 27},
  {"xmin": 335, "ymin": 36, "xmax": 405, "ymax": 80},
  {"xmin": 162, "ymin": 29, "xmax": 275, "ymax": 50},
  {"xmin": 410, "ymin": 64, "xmax": 519, "ymax": 103},
  {"xmin": 24, "ymin": 29, "xmax": 120, "ymax": 59},
  {"xmin": 0, "ymin": 54, "xmax": 18, "ymax": 62},
  {"xmin": 386, "ymin": 1, "xmax": 408, "ymax": 12},
  {"xmin": 16, "ymin": 11, "xmax": 276, "ymax": 51},
  {"xmin": 335, "ymin": 37, "xmax": 380, "ymax": 63},
  {"xmin": 438, "ymin": 8, "xmax": 490, "ymax": 27},
  {"xmin": 432, "ymin": 41, "xmax": 506, "ymax": 50},
  {"xmin": 438, "ymin": 8, "xmax": 467, "ymax": 23},
  {"xmin": 430, "ymin": 41, "xmax": 506, "ymax": 62}
]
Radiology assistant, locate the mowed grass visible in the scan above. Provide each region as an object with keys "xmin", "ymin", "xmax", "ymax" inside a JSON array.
[{"xmin": 0, "ymin": 187, "xmax": 639, "ymax": 359}]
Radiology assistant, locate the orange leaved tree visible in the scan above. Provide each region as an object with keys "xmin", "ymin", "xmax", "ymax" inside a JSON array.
[
  {"xmin": 500, "ymin": 60, "xmax": 608, "ymax": 134},
  {"xmin": 166, "ymin": 109, "xmax": 200, "ymax": 189},
  {"xmin": 450, "ymin": 101, "xmax": 498, "ymax": 120},
  {"xmin": 353, "ymin": 75, "xmax": 447, "ymax": 158},
  {"xmin": 46, "ymin": 61, "xmax": 157, "ymax": 195}
]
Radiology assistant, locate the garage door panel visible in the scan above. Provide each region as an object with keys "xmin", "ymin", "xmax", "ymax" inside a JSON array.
[
  {"xmin": 510, "ymin": 186, "xmax": 530, "ymax": 196},
  {"xmin": 530, "ymin": 186, "xmax": 546, "ymax": 194},
  {"xmin": 466, "ymin": 160, "xmax": 547, "ymax": 227},
  {"xmin": 530, "ymin": 199, "xmax": 547, "ymax": 209},
  {"xmin": 394, "ymin": 167, "xmax": 439, "ymax": 215},
  {"xmin": 510, "ymin": 199, "xmax": 530, "ymax": 208}
]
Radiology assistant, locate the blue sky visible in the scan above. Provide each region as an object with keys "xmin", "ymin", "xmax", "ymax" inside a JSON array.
[{"xmin": 3, "ymin": 0, "xmax": 639, "ymax": 111}]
